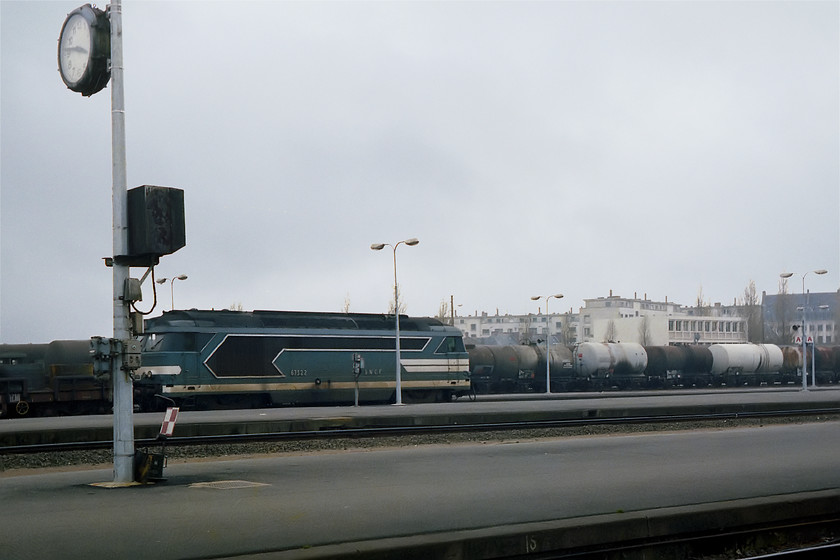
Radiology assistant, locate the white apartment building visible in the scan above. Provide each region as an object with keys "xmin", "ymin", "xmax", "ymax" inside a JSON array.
[{"xmin": 456, "ymin": 293, "xmax": 749, "ymax": 346}]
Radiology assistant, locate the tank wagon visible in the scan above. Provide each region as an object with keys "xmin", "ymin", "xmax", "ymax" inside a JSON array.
[
  {"xmin": 644, "ymin": 345, "xmax": 713, "ymax": 386},
  {"xmin": 468, "ymin": 344, "xmax": 573, "ymax": 393},
  {"xmin": 574, "ymin": 342, "xmax": 648, "ymax": 389},
  {"xmin": 0, "ymin": 340, "xmax": 106, "ymax": 417},
  {"xmin": 469, "ymin": 342, "xmax": 840, "ymax": 393},
  {"xmin": 134, "ymin": 309, "xmax": 471, "ymax": 410}
]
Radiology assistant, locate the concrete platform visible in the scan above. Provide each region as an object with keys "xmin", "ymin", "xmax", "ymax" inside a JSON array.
[
  {"xmin": 2, "ymin": 387, "xmax": 840, "ymax": 446},
  {"xmin": 1, "ymin": 421, "xmax": 839, "ymax": 559}
]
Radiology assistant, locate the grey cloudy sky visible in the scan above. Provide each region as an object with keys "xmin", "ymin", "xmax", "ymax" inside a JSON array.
[{"xmin": 2, "ymin": 0, "xmax": 838, "ymax": 344}]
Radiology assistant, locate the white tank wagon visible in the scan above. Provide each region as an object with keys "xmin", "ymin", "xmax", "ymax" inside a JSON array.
[
  {"xmin": 709, "ymin": 344, "xmax": 784, "ymax": 385},
  {"xmin": 573, "ymin": 342, "xmax": 647, "ymax": 389}
]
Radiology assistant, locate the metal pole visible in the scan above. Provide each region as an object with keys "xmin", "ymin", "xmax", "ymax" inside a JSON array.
[
  {"xmin": 806, "ymin": 286, "xmax": 817, "ymax": 387},
  {"xmin": 392, "ymin": 245, "xmax": 402, "ymax": 405},
  {"xmin": 109, "ymin": 0, "xmax": 135, "ymax": 483},
  {"xmin": 532, "ymin": 294, "xmax": 562, "ymax": 394},
  {"xmin": 372, "ymin": 239, "xmax": 417, "ymax": 404},
  {"xmin": 801, "ymin": 304, "xmax": 808, "ymax": 391},
  {"xmin": 545, "ymin": 300, "xmax": 551, "ymax": 394}
]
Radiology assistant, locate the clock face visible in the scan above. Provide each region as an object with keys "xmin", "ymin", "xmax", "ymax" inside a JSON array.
[{"xmin": 59, "ymin": 14, "xmax": 91, "ymax": 85}]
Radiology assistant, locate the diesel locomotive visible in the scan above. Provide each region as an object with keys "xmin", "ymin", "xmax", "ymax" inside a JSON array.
[
  {"xmin": 0, "ymin": 309, "xmax": 471, "ymax": 417},
  {"xmin": 134, "ymin": 309, "xmax": 472, "ymax": 411}
]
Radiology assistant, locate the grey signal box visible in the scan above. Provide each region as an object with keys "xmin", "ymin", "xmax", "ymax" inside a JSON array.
[{"xmin": 127, "ymin": 185, "xmax": 186, "ymax": 259}]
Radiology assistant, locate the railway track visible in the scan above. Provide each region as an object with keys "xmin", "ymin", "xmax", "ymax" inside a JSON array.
[
  {"xmin": 4, "ymin": 407, "xmax": 839, "ymax": 456},
  {"xmin": 529, "ymin": 516, "xmax": 840, "ymax": 559}
]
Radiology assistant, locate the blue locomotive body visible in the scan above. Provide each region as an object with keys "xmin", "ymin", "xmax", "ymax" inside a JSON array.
[{"xmin": 135, "ymin": 309, "xmax": 471, "ymax": 409}]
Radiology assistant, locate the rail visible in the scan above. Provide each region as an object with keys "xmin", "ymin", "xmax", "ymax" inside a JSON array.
[
  {"xmin": 3, "ymin": 407, "xmax": 839, "ymax": 455},
  {"xmin": 549, "ymin": 516, "xmax": 840, "ymax": 559}
]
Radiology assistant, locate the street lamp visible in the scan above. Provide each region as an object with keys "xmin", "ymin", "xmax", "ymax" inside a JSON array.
[
  {"xmin": 780, "ymin": 269, "xmax": 827, "ymax": 390},
  {"xmin": 371, "ymin": 238, "xmax": 419, "ymax": 405},
  {"xmin": 156, "ymin": 274, "xmax": 188, "ymax": 311},
  {"xmin": 531, "ymin": 294, "xmax": 564, "ymax": 394}
]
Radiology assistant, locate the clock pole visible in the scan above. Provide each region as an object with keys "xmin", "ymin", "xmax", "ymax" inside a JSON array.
[{"xmin": 109, "ymin": 0, "xmax": 135, "ymax": 485}]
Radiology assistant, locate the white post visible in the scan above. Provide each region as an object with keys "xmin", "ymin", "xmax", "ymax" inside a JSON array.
[
  {"xmin": 109, "ymin": 0, "xmax": 135, "ymax": 483},
  {"xmin": 545, "ymin": 299, "xmax": 551, "ymax": 394},
  {"xmin": 371, "ymin": 239, "xmax": 418, "ymax": 405},
  {"xmin": 531, "ymin": 294, "xmax": 563, "ymax": 394},
  {"xmin": 392, "ymin": 245, "xmax": 402, "ymax": 405}
]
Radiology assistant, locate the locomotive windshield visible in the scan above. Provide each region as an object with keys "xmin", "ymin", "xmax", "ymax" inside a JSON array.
[{"xmin": 435, "ymin": 336, "xmax": 466, "ymax": 354}]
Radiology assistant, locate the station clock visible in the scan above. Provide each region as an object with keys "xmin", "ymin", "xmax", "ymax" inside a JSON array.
[{"xmin": 58, "ymin": 4, "xmax": 111, "ymax": 96}]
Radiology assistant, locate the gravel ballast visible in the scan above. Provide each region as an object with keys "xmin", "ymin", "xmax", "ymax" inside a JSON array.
[{"xmin": 3, "ymin": 414, "xmax": 839, "ymax": 475}]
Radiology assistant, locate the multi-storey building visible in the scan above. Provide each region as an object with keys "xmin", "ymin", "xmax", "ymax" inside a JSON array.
[
  {"xmin": 456, "ymin": 292, "xmax": 750, "ymax": 346},
  {"xmin": 761, "ymin": 291, "xmax": 838, "ymax": 345}
]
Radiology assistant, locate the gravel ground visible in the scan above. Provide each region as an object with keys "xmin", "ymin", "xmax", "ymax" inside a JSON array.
[{"xmin": 2, "ymin": 414, "xmax": 839, "ymax": 475}]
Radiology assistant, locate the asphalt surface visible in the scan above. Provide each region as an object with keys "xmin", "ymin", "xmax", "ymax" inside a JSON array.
[{"xmin": 2, "ymin": 420, "xmax": 839, "ymax": 559}]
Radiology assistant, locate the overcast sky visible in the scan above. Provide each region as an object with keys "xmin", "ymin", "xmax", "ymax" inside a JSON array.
[{"xmin": 2, "ymin": 0, "xmax": 838, "ymax": 344}]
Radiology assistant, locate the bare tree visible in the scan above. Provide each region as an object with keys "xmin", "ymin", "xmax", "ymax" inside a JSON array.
[
  {"xmin": 638, "ymin": 315, "xmax": 651, "ymax": 345},
  {"xmin": 561, "ymin": 314, "xmax": 574, "ymax": 345},
  {"xmin": 436, "ymin": 299, "xmax": 450, "ymax": 324},
  {"xmin": 768, "ymin": 277, "xmax": 794, "ymax": 344},
  {"xmin": 387, "ymin": 284, "xmax": 407, "ymax": 315},
  {"xmin": 695, "ymin": 286, "xmax": 709, "ymax": 315},
  {"xmin": 228, "ymin": 302, "xmax": 243, "ymax": 311},
  {"xmin": 341, "ymin": 293, "xmax": 351, "ymax": 313},
  {"xmin": 604, "ymin": 320, "xmax": 617, "ymax": 343},
  {"xmin": 739, "ymin": 280, "xmax": 763, "ymax": 342}
]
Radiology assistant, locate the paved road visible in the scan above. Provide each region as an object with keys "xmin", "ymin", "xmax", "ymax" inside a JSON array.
[{"xmin": 2, "ymin": 422, "xmax": 839, "ymax": 559}]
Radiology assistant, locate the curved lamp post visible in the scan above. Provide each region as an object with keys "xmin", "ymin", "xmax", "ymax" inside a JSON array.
[
  {"xmin": 531, "ymin": 293, "xmax": 564, "ymax": 394},
  {"xmin": 779, "ymin": 269, "xmax": 827, "ymax": 390},
  {"xmin": 156, "ymin": 274, "xmax": 188, "ymax": 311},
  {"xmin": 371, "ymin": 238, "xmax": 419, "ymax": 405}
]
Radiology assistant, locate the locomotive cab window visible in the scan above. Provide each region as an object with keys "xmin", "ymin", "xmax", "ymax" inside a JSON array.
[
  {"xmin": 436, "ymin": 336, "xmax": 465, "ymax": 354},
  {"xmin": 143, "ymin": 332, "xmax": 213, "ymax": 352}
]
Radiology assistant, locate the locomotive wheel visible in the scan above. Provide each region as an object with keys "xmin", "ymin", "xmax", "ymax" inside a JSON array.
[{"xmin": 15, "ymin": 400, "xmax": 30, "ymax": 416}]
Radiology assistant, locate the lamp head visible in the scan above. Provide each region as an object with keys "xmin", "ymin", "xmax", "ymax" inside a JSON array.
[
  {"xmin": 370, "ymin": 243, "xmax": 385, "ymax": 251},
  {"xmin": 176, "ymin": 274, "xmax": 188, "ymax": 280},
  {"xmin": 780, "ymin": 272, "xmax": 794, "ymax": 279},
  {"xmin": 156, "ymin": 278, "xmax": 168, "ymax": 284},
  {"xmin": 404, "ymin": 238, "xmax": 420, "ymax": 246}
]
